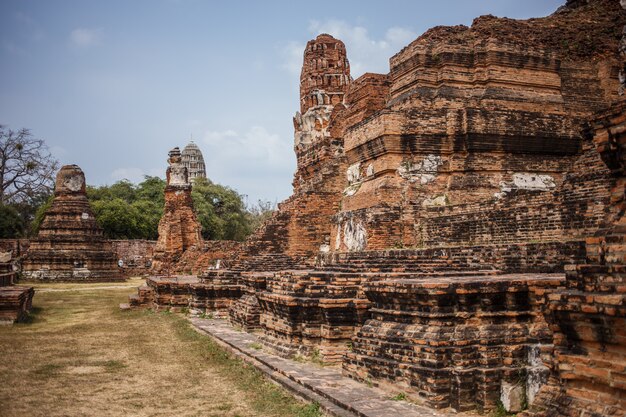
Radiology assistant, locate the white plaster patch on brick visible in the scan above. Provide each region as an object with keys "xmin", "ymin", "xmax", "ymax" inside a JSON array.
[
  {"xmin": 496, "ymin": 173, "xmax": 556, "ymax": 199},
  {"xmin": 422, "ymin": 195, "xmax": 448, "ymax": 207},
  {"xmin": 319, "ymin": 244, "xmax": 330, "ymax": 253},
  {"xmin": 526, "ymin": 344, "xmax": 549, "ymax": 406},
  {"xmin": 501, "ymin": 382, "xmax": 524, "ymax": 413},
  {"xmin": 397, "ymin": 154, "xmax": 443, "ymax": 184},
  {"xmin": 366, "ymin": 163, "xmax": 374, "ymax": 177},
  {"xmin": 347, "ymin": 162, "xmax": 361, "ymax": 184},
  {"xmin": 335, "ymin": 224, "xmax": 342, "ymax": 250},
  {"xmin": 63, "ymin": 174, "xmax": 84, "ymax": 192},
  {"xmin": 343, "ymin": 218, "xmax": 367, "ymax": 251},
  {"xmin": 512, "ymin": 173, "xmax": 556, "ymax": 190},
  {"xmin": 293, "ymin": 105, "xmax": 333, "ymax": 148},
  {"xmin": 72, "ymin": 267, "xmax": 92, "ymax": 279},
  {"xmin": 343, "ymin": 183, "xmax": 361, "ymax": 197},
  {"xmin": 81, "ymin": 212, "xmax": 89, "ymax": 220}
]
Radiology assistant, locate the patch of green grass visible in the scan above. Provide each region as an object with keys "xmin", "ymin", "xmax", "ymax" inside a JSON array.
[
  {"xmin": 99, "ymin": 359, "xmax": 127, "ymax": 372},
  {"xmin": 296, "ymin": 401, "xmax": 322, "ymax": 417},
  {"xmin": 391, "ymin": 392, "xmax": 407, "ymax": 401},
  {"xmin": 33, "ymin": 363, "xmax": 63, "ymax": 377},
  {"xmin": 492, "ymin": 400, "xmax": 515, "ymax": 417},
  {"xmin": 293, "ymin": 353, "xmax": 307, "ymax": 363},
  {"xmin": 199, "ymin": 312, "xmax": 214, "ymax": 319},
  {"xmin": 248, "ymin": 342, "xmax": 263, "ymax": 350},
  {"xmin": 169, "ymin": 314, "xmax": 322, "ymax": 416},
  {"xmin": 310, "ymin": 348, "xmax": 326, "ymax": 366}
]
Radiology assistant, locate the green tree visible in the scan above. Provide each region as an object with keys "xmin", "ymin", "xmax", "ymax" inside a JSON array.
[
  {"xmin": 191, "ymin": 177, "xmax": 251, "ymax": 241},
  {"xmin": 136, "ymin": 176, "xmax": 165, "ymax": 205},
  {"xmin": 131, "ymin": 199, "xmax": 162, "ymax": 240},
  {"xmin": 0, "ymin": 204, "xmax": 24, "ymax": 238},
  {"xmin": 30, "ymin": 194, "xmax": 53, "ymax": 236},
  {"xmin": 91, "ymin": 198, "xmax": 144, "ymax": 239}
]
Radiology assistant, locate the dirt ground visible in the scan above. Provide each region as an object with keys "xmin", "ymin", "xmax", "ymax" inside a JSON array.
[{"xmin": 0, "ymin": 278, "xmax": 321, "ymax": 417}]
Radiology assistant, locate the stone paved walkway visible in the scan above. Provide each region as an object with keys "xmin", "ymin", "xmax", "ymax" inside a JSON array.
[{"xmin": 191, "ymin": 318, "xmax": 457, "ymax": 417}]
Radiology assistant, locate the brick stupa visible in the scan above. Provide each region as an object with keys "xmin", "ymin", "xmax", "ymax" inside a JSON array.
[
  {"xmin": 22, "ymin": 164, "xmax": 122, "ymax": 281},
  {"xmin": 151, "ymin": 147, "xmax": 202, "ymax": 273}
]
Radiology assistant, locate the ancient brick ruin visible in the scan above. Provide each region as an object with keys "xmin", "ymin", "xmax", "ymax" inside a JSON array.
[
  {"xmin": 22, "ymin": 165, "xmax": 122, "ymax": 282},
  {"xmin": 111, "ymin": 239, "xmax": 155, "ymax": 276},
  {"xmin": 151, "ymin": 147, "xmax": 203, "ymax": 273},
  {"xmin": 129, "ymin": 1, "xmax": 625, "ymax": 414},
  {"xmin": 0, "ymin": 249, "xmax": 34, "ymax": 324}
]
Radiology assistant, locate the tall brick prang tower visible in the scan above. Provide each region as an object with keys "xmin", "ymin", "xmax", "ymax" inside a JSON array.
[
  {"xmin": 294, "ymin": 34, "xmax": 351, "ymax": 152},
  {"xmin": 151, "ymin": 147, "xmax": 203, "ymax": 273},
  {"xmin": 299, "ymin": 33, "xmax": 350, "ymax": 115}
]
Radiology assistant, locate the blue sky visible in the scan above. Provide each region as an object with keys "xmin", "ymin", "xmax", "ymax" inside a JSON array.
[{"xmin": 0, "ymin": 0, "xmax": 563, "ymax": 206}]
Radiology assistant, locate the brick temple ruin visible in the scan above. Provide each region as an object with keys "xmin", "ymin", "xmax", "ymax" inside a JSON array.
[
  {"xmin": 0, "ymin": 249, "xmax": 34, "ymax": 324},
  {"xmin": 151, "ymin": 147, "xmax": 204, "ymax": 273},
  {"xmin": 22, "ymin": 165, "xmax": 122, "ymax": 282},
  {"xmin": 128, "ymin": 1, "xmax": 625, "ymax": 415}
]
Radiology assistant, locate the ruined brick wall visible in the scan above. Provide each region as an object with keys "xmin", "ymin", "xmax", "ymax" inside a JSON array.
[
  {"xmin": 0, "ymin": 239, "xmax": 29, "ymax": 260},
  {"xmin": 527, "ymin": 100, "xmax": 626, "ymax": 417},
  {"xmin": 330, "ymin": 1, "xmax": 623, "ymax": 262},
  {"xmin": 173, "ymin": 240, "xmax": 241, "ymax": 275},
  {"xmin": 110, "ymin": 239, "xmax": 155, "ymax": 275}
]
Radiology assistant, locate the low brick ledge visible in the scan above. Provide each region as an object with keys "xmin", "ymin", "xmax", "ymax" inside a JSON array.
[{"xmin": 190, "ymin": 317, "xmax": 461, "ymax": 417}]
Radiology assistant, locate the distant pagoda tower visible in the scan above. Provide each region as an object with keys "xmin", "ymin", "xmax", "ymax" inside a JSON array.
[{"xmin": 181, "ymin": 141, "xmax": 206, "ymax": 182}]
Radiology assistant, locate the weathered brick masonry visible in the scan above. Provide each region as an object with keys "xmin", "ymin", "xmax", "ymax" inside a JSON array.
[
  {"xmin": 0, "ymin": 249, "xmax": 34, "ymax": 323},
  {"xmin": 131, "ymin": 1, "xmax": 626, "ymax": 414},
  {"xmin": 151, "ymin": 147, "xmax": 203, "ymax": 273},
  {"xmin": 22, "ymin": 165, "xmax": 122, "ymax": 282}
]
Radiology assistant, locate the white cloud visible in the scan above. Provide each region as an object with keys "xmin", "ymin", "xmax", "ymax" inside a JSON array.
[
  {"xmin": 202, "ymin": 126, "xmax": 295, "ymax": 202},
  {"xmin": 203, "ymin": 126, "xmax": 291, "ymax": 169},
  {"xmin": 70, "ymin": 28, "xmax": 102, "ymax": 47},
  {"xmin": 280, "ymin": 40, "xmax": 306, "ymax": 76}
]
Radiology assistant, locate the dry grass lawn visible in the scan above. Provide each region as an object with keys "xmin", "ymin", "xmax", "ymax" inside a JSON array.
[{"xmin": 0, "ymin": 279, "xmax": 321, "ymax": 417}]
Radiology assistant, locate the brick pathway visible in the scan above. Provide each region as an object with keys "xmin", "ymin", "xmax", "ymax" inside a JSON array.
[{"xmin": 191, "ymin": 318, "xmax": 457, "ymax": 417}]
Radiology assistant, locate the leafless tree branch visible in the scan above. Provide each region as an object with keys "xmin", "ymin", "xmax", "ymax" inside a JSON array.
[{"xmin": 0, "ymin": 124, "xmax": 59, "ymax": 205}]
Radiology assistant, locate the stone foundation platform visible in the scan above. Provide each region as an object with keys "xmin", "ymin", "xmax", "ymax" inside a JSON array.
[
  {"xmin": 257, "ymin": 270, "xmax": 372, "ymax": 362},
  {"xmin": 0, "ymin": 285, "xmax": 35, "ymax": 324},
  {"xmin": 229, "ymin": 272, "xmax": 268, "ymax": 331},
  {"xmin": 127, "ymin": 271, "xmax": 243, "ymax": 315},
  {"xmin": 0, "ymin": 260, "xmax": 35, "ymax": 324},
  {"xmin": 342, "ymin": 273, "xmax": 563, "ymax": 412}
]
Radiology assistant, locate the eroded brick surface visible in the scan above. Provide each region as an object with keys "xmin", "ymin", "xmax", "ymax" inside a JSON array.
[
  {"xmin": 22, "ymin": 165, "xmax": 122, "ymax": 282},
  {"xmin": 151, "ymin": 147, "xmax": 203, "ymax": 273},
  {"xmin": 130, "ymin": 2, "xmax": 626, "ymax": 414}
]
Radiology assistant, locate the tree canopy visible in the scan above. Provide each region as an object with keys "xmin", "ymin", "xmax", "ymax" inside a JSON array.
[
  {"xmin": 87, "ymin": 176, "xmax": 165, "ymax": 240},
  {"xmin": 0, "ymin": 125, "xmax": 58, "ymax": 237},
  {"xmin": 84, "ymin": 176, "xmax": 273, "ymax": 241}
]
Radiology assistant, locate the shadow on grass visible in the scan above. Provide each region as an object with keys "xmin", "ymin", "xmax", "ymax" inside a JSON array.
[{"xmin": 17, "ymin": 306, "xmax": 44, "ymax": 325}]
